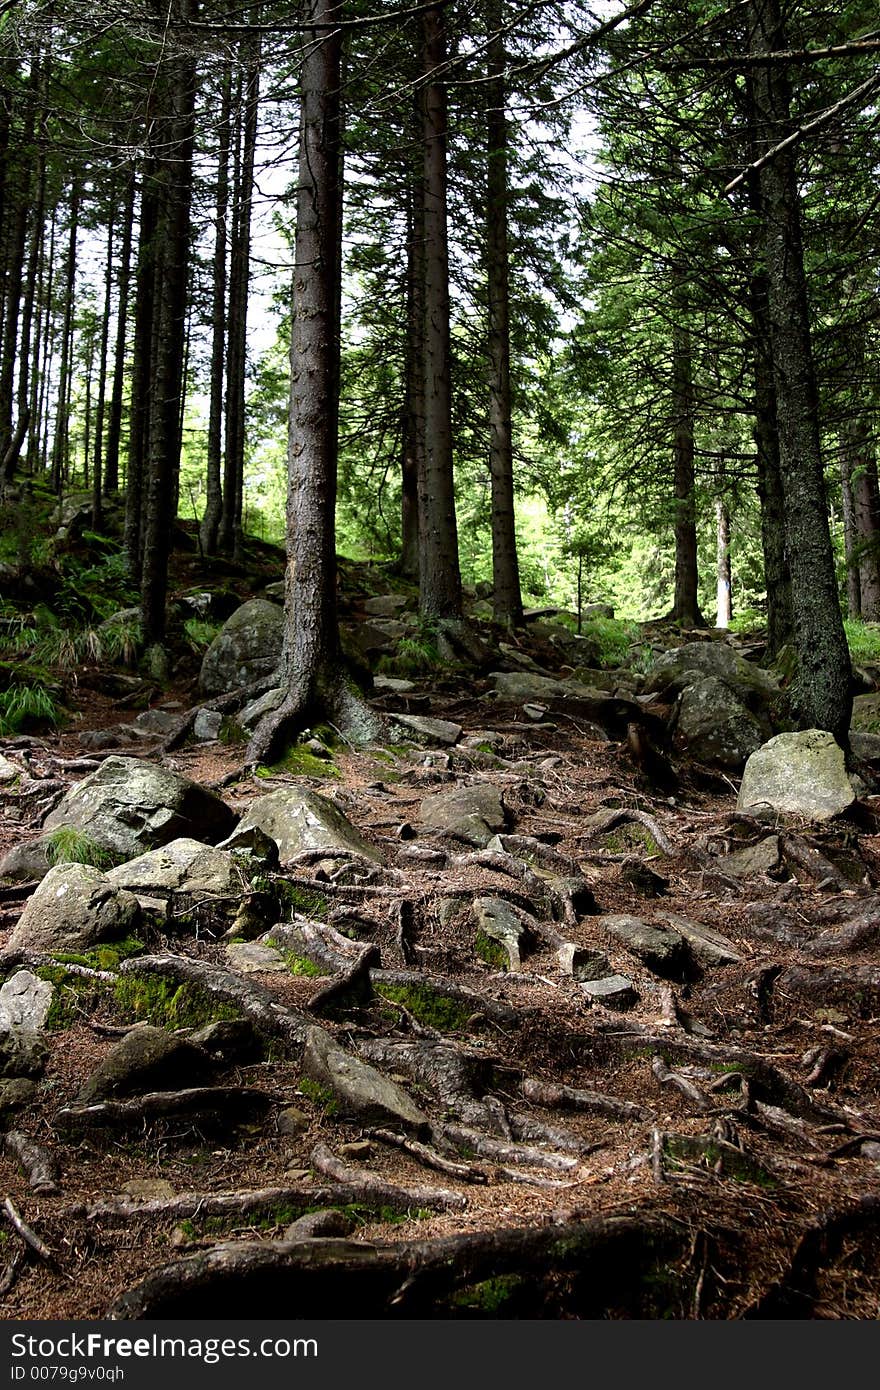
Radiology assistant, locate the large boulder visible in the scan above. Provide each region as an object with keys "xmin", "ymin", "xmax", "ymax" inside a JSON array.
[
  {"xmin": 601, "ymin": 913, "xmax": 688, "ymax": 977},
  {"xmin": 645, "ymin": 641, "xmax": 778, "ymax": 707},
  {"xmin": 0, "ymin": 971, "xmax": 54, "ymax": 1032},
  {"xmin": 43, "ymin": 757, "xmax": 236, "ymax": 862},
  {"xmin": 7, "ymin": 863, "xmax": 142, "ymax": 953},
  {"xmin": 199, "ymin": 599, "xmax": 284, "ymax": 697},
  {"xmin": 674, "ymin": 676, "xmax": 765, "ymax": 768},
  {"xmin": 233, "ymin": 787, "xmax": 381, "ymax": 864},
  {"xmin": 106, "ymin": 838, "xmax": 244, "ymax": 901},
  {"xmin": 737, "ymin": 730, "xmax": 855, "ymax": 822}
]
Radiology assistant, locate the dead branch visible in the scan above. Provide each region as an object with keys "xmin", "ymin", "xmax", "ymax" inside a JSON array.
[
  {"xmin": 3, "ymin": 1131, "xmax": 61, "ymax": 1194},
  {"xmin": 369, "ymin": 1129, "xmax": 488, "ymax": 1184},
  {"xmin": 651, "ymin": 1056, "xmax": 712, "ymax": 1111},
  {"xmin": 2, "ymin": 1197, "xmax": 52, "ymax": 1261},
  {"xmin": 437, "ymin": 1122, "xmax": 580, "ymax": 1172}
]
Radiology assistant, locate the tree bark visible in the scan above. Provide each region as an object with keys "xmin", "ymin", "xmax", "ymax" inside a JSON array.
[
  {"xmin": 840, "ymin": 444, "xmax": 861, "ymax": 620},
  {"xmin": 748, "ymin": 0, "xmax": 851, "ymax": 742},
  {"xmin": 671, "ymin": 308, "xmax": 703, "ymax": 628},
  {"xmin": 200, "ymin": 60, "xmax": 232, "ymax": 556},
  {"xmin": 247, "ymin": 0, "xmax": 377, "ymax": 764},
  {"xmin": 140, "ymin": 0, "xmax": 198, "ymax": 648},
  {"xmin": 91, "ymin": 193, "xmax": 116, "ymax": 529},
  {"xmin": 50, "ymin": 184, "xmax": 79, "ymax": 495},
  {"xmin": 400, "ymin": 164, "xmax": 424, "ymax": 580},
  {"xmin": 715, "ymin": 498, "xmax": 731, "ymax": 628},
  {"xmin": 486, "ymin": 1, "xmax": 523, "ymax": 630},
  {"xmin": 124, "ymin": 167, "xmax": 158, "ymax": 576},
  {"xmin": 104, "ymin": 167, "xmax": 136, "ymax": 495},
  {"xmin": 418, "ymin": 4, "xmax": 463, "ymax": 623}
]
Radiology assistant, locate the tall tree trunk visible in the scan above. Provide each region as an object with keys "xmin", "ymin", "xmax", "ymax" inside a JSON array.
[
  {"xmin": 715, "ymin": 498, "xmax": 731, "ymax": 628},
  {"xmin": 140, "ymin": 1, "xmax": 198, "ymax": 650},
  {"xmin": 750, "ymin": 268, "xmax": 794, "ymax": 658},
  {"xmin": 92, "ymin": 195, "xmax": 116, "ymax": 529},
  {"xmin": 418, "ymin": 3, "xmax": 462, "ymax": 623},
  {"xmin": 10, "ymin": 64, "xmax": 47, "ymax": 480},
  {"xmin": 749, "ymin": 0, "xmax": 852, "ymax": 743},
  {"xmin": 840, "ymin": 444, "xmax": 861, "ymax": 620},
  {"xmin": 248, "ymin": 0, "xmax": 376, "ymax": 765},
  {"xmin": 671, "ymin": 311, "xmax": 703, "ymax": 627},
  {"xmin": 225, "ymin": 34, "xmax": 260, "ymax": 562},
  {"xmin": 200, "ymin": 60, "xmax": 232, "ymax": 556},
  {"xmin": 0, "ymin": 55, "xmax": 38, "ymax": 485},
  {"xmin": 125, "ymin": 168, "xmax": 159, "ymax": 575},
  {"xmin": 50, "ymin": 184, "xmax": 79, "ymax": 495},
  {"xmin": 105, "ymin": 167, "xmax": 136, "ymax": 495},
  {"xmin": 31, "ymin": 209, "xmax": 56, "ymax": 476},
  {"xmin": 400, "ymin": 168, "xmax": 424, "ymax": 580},
  {"xmin": 486, "ymin": 0, "xmax": 523, "ymax": 631},
  {"xmin": 851, "ymin": 442, "xmax": 880, "ymax": 622}
]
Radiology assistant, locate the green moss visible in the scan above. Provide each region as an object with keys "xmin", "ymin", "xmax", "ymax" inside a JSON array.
[
  {"xmin": 663, "ymin": 1134, "xmax": 777, "ymax": 1188},
  {"xmin": 264, "ymin": 940, "xmax": 323, "ymax": 978},
  {"xmin": 375, "ymin": 982, "xmax": 471, "ymax": 1032},
  {"xmin": 297, "ymin": 1077, "xmax": 339, "ymax": 1115},
  {"xmin": 219, "ymin": 718, "xmax": 247, "ymax": 746},
  {"xmin": 281, "ymin": 884, "xmax": 329, "ymax": 920},
  {"xmin": 474, "ymin": 930, "xmax": 508, "ymax": 970},
  {"xmin": 599, "ymin": 822, "xmax": 660, "ymax": 856},
  {"xmin": 51, "ymin": 936, "xmax": 145, "ymax": 972},
  {"xmin": 38, "ymin": 967, "xmax": 106, "ymax": 1029},
  {"xmin": 113, "ymin": 974, "xmax": 241, "ymax": 1029},
  {"xmin": 449, "ymin": 1275, "xmax": 526, "ymax": 1314},
  {"xmin": 255, "ymin": 746, "xmax": 339, "ymax": 780}
]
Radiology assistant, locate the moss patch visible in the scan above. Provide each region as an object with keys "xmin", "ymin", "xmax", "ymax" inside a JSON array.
[
  {"xmin": 255, "ymin": 746, "xmax": 339, "ymax": 780},
  {"xmin": 474, "ymin": 930, "xmax": 508, "ymax": 970},
  {"xmin": 297, "ymin": 1077, "xmax": 339, "ymax": 1115},
  {"xmin": 375, "ymin": 982, "xmax": 471, "ymax": 1032},
  {"xmin": 113, "ymin": 974, "xmax": 242, "ymax": 1029},
  {"xmin": 448, "ymin": 1274, "xmax": 527, "ymax": 1314}
]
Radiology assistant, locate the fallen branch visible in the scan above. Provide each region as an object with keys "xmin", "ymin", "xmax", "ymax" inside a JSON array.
[
  {"xmin": 369, "ymin": 1129, "xmax": 488, "ymax": 1184},
  {"xmin": 2, "ymin": 1197, "xmax": 52, "ymax": 1261},
  {"xmin": 651, "ymin": 1056, "xmax": 712, "ymax": 1111},
  {"xmin": 521, "ymin": 1077, "xmax": 655, "ymax": 1123},
  {"xmin": 4, "ymin": 1131, "xmax": 61, "ymax": 1194}
]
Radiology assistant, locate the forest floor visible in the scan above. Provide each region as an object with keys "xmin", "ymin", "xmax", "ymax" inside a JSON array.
[{"xmin": 1, "ymin": 596, "xmax": 880, "ymax": 1319}]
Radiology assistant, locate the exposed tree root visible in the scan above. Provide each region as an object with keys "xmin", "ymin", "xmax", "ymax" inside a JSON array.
[
  {"xmin": 746, "ymin": 1195, "xmax": 880, "ymax": 1318},
  {"xmin": 54, "ymin": 1087, "xmax": 275, "ymax": 1136},
  {"xmin": 3, "ymin": 1131, "xmax": 61, "ymax": 1194},
  {"xmin": 309, "ymin": 1143, "xmax": 466, "ymax": 1212},
  {"xmin": 107, "ymin": 1211, "xmax": 690, "ymax": 1319},
  {"xmin": 521, "ymin": 1076, "xmax": 655, "ymax": 1124},
  {"xmin": 118, "ymin": 954, "xmax": 309, "ymax": 1046}
]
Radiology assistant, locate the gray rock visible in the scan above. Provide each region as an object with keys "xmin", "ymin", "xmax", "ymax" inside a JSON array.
[
  {"xmin": 348, "ymin": 619, "xmax": 408, "ymax": 657},
  {"xmin": 0, "ymin": 836, "xmax": 52, "ymax": 882},
  {"xmin": 188, "ymin": 1018, "xmax": 263, "ymax": 1063},
  {"xmin": 225, "ymin": 942, "xmax": 288, "ymax": 974},
  {"xmin": 0, "ymin": 971, "xmax": 54, "ymax": 1032},
  {"xmin": 0, "ymin": 1029, "xmax": 48, "ymax": 1078},
  {"xmin": 579, "ymin": 975, "xmax": 638, "ymax": 1009},
  {"xmin": 645, "ymin": 641, "xmax": 779, "ymax": 705},
  {"xmin": 473, "ymin": 897, "xmax": 527, "ymax": 971},
  {"xmin": 77, "ymin": 1025, "xmax": 215, "ymax": 1104},
  {"xmin": 490, "ymin": 671, "xmax": 604, "ymax": 703},
  {"xmin": 276, "ymin": 1105, "xmax": 310, "ymax": 1137},
  {"xmin": 43, "ymin": 756, "xmax": 236, "ymax": 861},
  {"xmin": 199, "ymin": 599, "xmax": 284, "ymax": 697},
  {"xmin": 237, "ymin": 686, "xmax": 285, "ymax": 733},
  {"xmin": 362, "ymin": 594, "xmax": 408, "ymax": 617},
  {"xmin": 0, "ymin": 755, "xmax": 21, "ymax": 784},
  {"xmin": 106, "ymin": 838, "xmax": 243, "ymax": 902},
  {"xmin": 385, "ymin": 714, "xmax": 462, "ymax": 747},
  {"xmin": 372, "ymin": 676, "xmax": 416, "ymax": 694},
  {"xmin": 849, "ymin": 730, "xmax": 880, "ymax": 762},
  {"xmin": 302, "ymin": 1026, "xmax": 428, "ymax": 1131},
  {"xmin": 723, "ymin": 835, "xmax": 781, "ymax": 878},
  {"xmin": 583, "ymin": 602, "xmax": 615, "ymax": 620},
  {"xmin": 0, "ymin": 1076, "xmax": 38, "ymax": 1112},
  {"xmin": 660, "ymin": 913, "xmax": 743, "ymax": 967},
  {"xmin": 419, "ymin": 783, "xmax": 507, "ymax": 847},
  {"xmin": 7, "ymin": 863, "xmax": 142, "ymax": 953},
  {"xmin": 556, "ymin": 943, "xmax": 611, "ymax": 981},
  {"xmin": 132, "ymin": 708, "xmax": 180, "ymax": 736},
  {"xmin": 601, "ymin": 913, "xmax": 688, "ymax": 977},
  {"xmin": 737, "ymin": 730, "xmax": 855, "ymax": 822},
  {"xmin": 674, "ymin": 676, "xmax": 765, "ymax": 768},
  {"xmin": 193, "ymin": 709, "xmax": 224, "ymax": 741},
  {"xmin": 234, "ymin": 786, "xmax": 381, "ymax": 864},
  {"xmin": 215, "ymin": 824, "xmax": 280, "ymax": 870}
]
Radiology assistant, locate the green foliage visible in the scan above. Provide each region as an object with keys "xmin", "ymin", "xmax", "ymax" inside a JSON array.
[
  {"xmin": 297, "ymin": 1077, "xmax": 339, "ymax": 1115},
  {"xmin": 255, "ymin": 745, "xmax": 339, "ymax": 780},
  {"xmin": 183, "ymin": 618, "xmax": 221, "ymax": 651},
  {"xmin": 474, "ymin": 930, "xmax": 508, "ymax": 970},
  {"xmin": 44, "ymin": 826, "xmax": 114, "ymax": 870},
  {"xmin": 51, "ymin": 937, "xmax": 145, "ymax": 971},
  {"xmin": 375, "ymin": 624, "xmax": 442, "ymax": 677},
  {"xmin": 844, "ymin": 619, "xmax": 880, "ymax": 664},
  {"xmin": 579, "ymin": 615, "xmax": 640, "ymax": 667},
  {"xmin": 0, "ymin": 678, "xmax": 62, "ymax": 734},
  {"xmin": 449, "ymin": 1275, "xmax": 526, "ymax": 1314}
]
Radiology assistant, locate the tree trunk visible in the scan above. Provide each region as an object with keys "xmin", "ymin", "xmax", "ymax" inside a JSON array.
[
  {"xmin": 140, "ymin": 1, "xmax": 198, "ymax": 649},
  {"xmin": 11, "ymin": 62, "xmax": 47, "ymax": 480},
  {"xmin": 749, "ymin": 0, "xmax": 852, "ymax": 743},
  {"xmin": 91, "ymin": 194, "xmax": 116, "ymax": 529},
  {"xmin": 104, "ymin": 167, "xmax": 136, "ymax": 495},
  {"xmin": 247, "ymin": 0, "xmax": 377, "ymax": 766},
  {"xmin": 671, "ymin": 312, "xmax": 703, "ymax": 627},
  {"xmin": 750, "ymin": 268, "xmax": 794, "ymax": 657},
  {"xmin": 0, "ymin": 56, "xmax": 38, "ymax": 486},
  {"xmin": 200, "ymin": 60, "xmax": 232, "ymax": 557},
  {"xmin": 851, "ymin": 442, "xmax": 880, "ymax": 622},
  {"xmin": 50, "ymin": 184, "xmax": 79, "ymax": 495},
  {"xmin": 486, "ymin": 1, "xmax": 523, "ymax": 631},
  {"xmin": 125, "ymin": 168, "xmax": 159, "ymax": 576},
  {"xmin": 222, "ymin": 33, "xmax": 260, "ymax": 562},
  {"xmin": 400, "ymin": 166, "xmax": 424, "ymax": 580},
  {"xmin": 418, "ymin": 4, "xmax": 463, "ymax": 624},
  {"xmin": 715, "ymin": 498, "xmax": 731, "ymax": 628},
  {"xmin": 839, "ymin": 444, "xmax": 861, "ymax": 620}
]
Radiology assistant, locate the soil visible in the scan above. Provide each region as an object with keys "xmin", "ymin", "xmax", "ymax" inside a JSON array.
[{"xmin": 1, "ymin": 643, "xmax": 879, "ymax": 1320}]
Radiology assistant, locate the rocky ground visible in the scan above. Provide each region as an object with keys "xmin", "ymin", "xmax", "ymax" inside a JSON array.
[{"xmin": 0, "ymin": 575, "xmax": 879, "ymax": 1320}]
